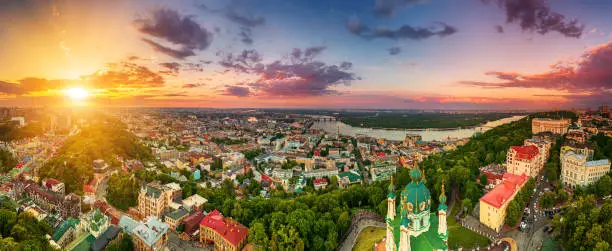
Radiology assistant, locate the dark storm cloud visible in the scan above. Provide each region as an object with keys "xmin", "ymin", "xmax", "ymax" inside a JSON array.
[
  {"xmin": 481, "ymin": 0, "xmax": 584, "ymax": 38},
  {"xmin": 347, "ymin": 17, "xmax": 457, "ymax": 40},
  {"xmin": 223, "ymin": 85, "xmax": 251, "ymax": 97},
  {"xmin": 388, "ymin": 47, "xmax": 401, "ymax": 55},
  {"xmin": 135, "ymin": 8, "xmax": 213, "ymax": 59},
  {"xmin": 461, "ymin": 42, "xmax": 612, "ymax": 93},
  {"xmin": 219, "ymin": 47, "xmax": 358, "ymax": 97},
  {"xmin": 373, "ymin": 0, "xmax": 425, "ymax": 18},
  {"xmin": 495, "ymin": 25, "xmax": 504, "ymax": 33}
]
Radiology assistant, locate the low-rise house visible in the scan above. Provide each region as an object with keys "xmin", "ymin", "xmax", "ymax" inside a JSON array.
[
  {"xmin": 42, "ymin": 178, "xmax": 65, "ymax": 195},
  {"xmin": 179, "ymin": 211, "xmax": 206, "ymax": 241},
  {"xmin": 165, "ymin": 208, "xmax": 189, "ymax": 231},
  {"xmin": 337, "ymin": 170, "xmax": 363, "ymax": 188},
  {"xmin": 182, "ymin": 194, "xmax": 208, "ymax": 212},
  {"xmin": 313, "ymin": 178, "xmax": 328, "ymax": 190}
]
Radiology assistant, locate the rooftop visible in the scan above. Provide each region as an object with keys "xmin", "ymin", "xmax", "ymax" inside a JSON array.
[
  {"xmin": 586, "ymin": 159, "xmax": 611, "ymax": 167},
  {"xmin": 200, "ymin": 209, "xmax": 248, "ymax": 247},
  {"xmin": 480, "ymin": 173, "xmax": 529, "ymax": 208},
  {"xmin": 510, "ymin": 145, "xmax": 539, "ymax": 160}
]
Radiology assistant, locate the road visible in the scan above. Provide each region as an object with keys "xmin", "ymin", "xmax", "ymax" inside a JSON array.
[
  {"xmin": 96, "ymin": 176, "xmax": 108, "ymax": 201},
  {"xmin": 166, "ymin": 231, "xmax": 210, "ymax": 251}
]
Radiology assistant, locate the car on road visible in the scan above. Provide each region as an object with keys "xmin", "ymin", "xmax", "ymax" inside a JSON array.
[{"xmin": 543, "ymin": 225, "xmax": 554, "ymax": 234}]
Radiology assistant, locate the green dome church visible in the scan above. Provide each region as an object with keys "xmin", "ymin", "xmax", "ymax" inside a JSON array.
[{"xmin": 376, "ymin": 167, "xmax": 449, "ymax": 251}]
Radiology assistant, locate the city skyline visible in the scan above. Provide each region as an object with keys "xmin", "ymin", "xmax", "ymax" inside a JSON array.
[{"xmin": 0, "ymin": 0, "xmax": 611, "ymax": 109}]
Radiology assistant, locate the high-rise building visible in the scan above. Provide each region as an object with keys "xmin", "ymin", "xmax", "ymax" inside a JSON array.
[{"xmin": 506, "ymin": 145, "xmax": 543, "ymax": 178}]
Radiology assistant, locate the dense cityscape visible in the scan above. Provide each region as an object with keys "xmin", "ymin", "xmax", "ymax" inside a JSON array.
[
  {"xmin": 1, "ymin": 0, "xmax": 612, "ymax": 250},
  {"xmin": 0, "ymin": 106, "xmax": 609, "ymax": 251}
]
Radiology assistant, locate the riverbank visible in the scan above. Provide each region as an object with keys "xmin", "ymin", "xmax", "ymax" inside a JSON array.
[
  {"xmin": 339, "ymin": 113, "xmax": 522, "ymax": 130},
  {"xmin": 312, "ymin": 115, "xmax": 526, "ymax": 142}
]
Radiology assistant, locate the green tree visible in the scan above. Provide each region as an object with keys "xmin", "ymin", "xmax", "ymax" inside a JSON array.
[
  {"xmin": 479, "ymin": 174, "xmax": 488, "ymax": 186},
  {"xmin": 249, "ymin": 222, "xmax": 269, "ymax": 250},
  {"xmin": 461, "ymin": 198, "xmax": 473, "ymax": 215},
  {"xmin": 556, "ymin": 189, "xmax": 569, "ymax": 204},
  {"xmin": 540, "ymin": 192, "xmax": 556, "ymax": 209},
  {"xmin": 596, "ymin": 175, "xmax": 611, "ymax": 196},
  {"xmin": 106, "ymin": 173, "xmax": 139, "ymax": 211},
  {"xmin": 505, "ymin": 200, "xmax": 521, "ymax": 227}
]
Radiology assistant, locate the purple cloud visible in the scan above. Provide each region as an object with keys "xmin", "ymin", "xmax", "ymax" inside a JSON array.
[
  {"xmin": 481, "ymin": 0, "xmax": 584, "ymax": 38},
  {"xmin": 135, "ymin": 8, "xmax": 213, "ymax": 59},
  {"xmin": 223, "ymin": 85, "xmax": 251, "ymax": 97},
  {"xmin": 219, "ymin": 47, "xmax": 358, "ymax": 97},
  {"xmin": 347, "ymin": 17, "xmax": 457, "ymax": 40},
  {"xmin": 388, "ymin": 47, "xmax": 401, "ymax": 55}
]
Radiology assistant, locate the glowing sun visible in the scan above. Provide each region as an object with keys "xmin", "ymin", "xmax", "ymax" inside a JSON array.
[{"xmin": 64, "ymin": 87, "xmax": 89, "ymax": 100}]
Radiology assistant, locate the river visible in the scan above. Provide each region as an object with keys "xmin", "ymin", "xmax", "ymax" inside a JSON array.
[{"xmin": 311, "ymin": 115, "xmax": 526, "ymax": 142}]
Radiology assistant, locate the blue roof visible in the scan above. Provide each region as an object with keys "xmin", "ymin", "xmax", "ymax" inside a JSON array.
[
  {"xmin": 118, "ymin": 216, "xmax": 138, "ymax": 233},
  {"xmin": 132, "ymin": 217, "xmax": 169, "ymax": 247},
  {"xmin": 586, "ymin": 159, "xmax": 610, "ymax": 167}
]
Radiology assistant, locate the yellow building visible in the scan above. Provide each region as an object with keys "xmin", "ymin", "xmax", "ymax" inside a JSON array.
[
  {"xmin": 506, "ymin": 145, "xmax": 543, "ymax": 178},
  {"xmin": 532, "ymin": 118, "xmax": 570, "ymax": 135},
  {"xmin": 199, "ymin": 210, "xmax": 248, "ymax": 251},
  {"xmin": 138, "ymin": 182, "xmax": 174, "ymax": 219},
  {"xmin": 561, "ymin": 151, "xmax": 611, "ymax": 189},
  {"xmin": 479, "ymin": 173, "xmax": 528, "ymax": 232}
]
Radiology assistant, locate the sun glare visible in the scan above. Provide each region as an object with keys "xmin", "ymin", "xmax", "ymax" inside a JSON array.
[{"xmin": 64, "ymin": 87, "xmax": 89, "ymax": 100}]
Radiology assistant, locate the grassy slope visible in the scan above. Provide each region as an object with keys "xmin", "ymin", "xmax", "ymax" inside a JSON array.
[{"xmin": 353, "ymin": 226, "xmax": 386, "ymax": 251}]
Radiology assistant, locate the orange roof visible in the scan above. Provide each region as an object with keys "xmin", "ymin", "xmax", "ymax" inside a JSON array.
[
  {"xmin": 83, "ymin": 184, "xmax": 95, "ymax": 194},
  {"xmin": 510, "ymin": 145, "xmax": 539, "ymax": 160},
  {"xmin": 480, "ymin": 173, "xmax": 528, "ymax": 208},
  {"xmin": 200, "ymin": 210, "xmax": 248, "ymax": 247}
]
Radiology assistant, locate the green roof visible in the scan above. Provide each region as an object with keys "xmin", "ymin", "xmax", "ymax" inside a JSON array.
[
  {"xmin": 165, "ymin": 208, "xmax": 188, "ymax": 220},
  {"xmin": 390, "ymin": 212, "xmax": 447, "ymax": 251},
  {"xmin": 400, "ymin": 181, "xmax": 431, "ymax": 214},
  {"xmin": 52, "ymin": 220, "xmax": 72, "ymax": 241},
  {"xmin": 338, "ymin": 171, "xmax": 362, "ymax": 183},
  {"xmin": 52, "ymin": 217, "xmax": 80, "ymax": 242},
  {"xmin": 145, "ymin": 185, "xmax": 162, "ymax": 198}
]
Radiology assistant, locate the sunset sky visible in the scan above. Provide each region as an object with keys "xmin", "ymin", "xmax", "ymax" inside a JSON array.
[{"xmin": 0, "ymin": 0, "xmax": 611, "ymax": 109}]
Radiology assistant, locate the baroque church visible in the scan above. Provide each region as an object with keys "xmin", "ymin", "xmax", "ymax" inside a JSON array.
[{"xmin": 376, "ymin": 167, "xmax": 448, "ymax": 251}]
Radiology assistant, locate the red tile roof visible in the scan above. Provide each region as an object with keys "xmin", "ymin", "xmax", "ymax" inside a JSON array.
[
  {"xmin": 314, "ymin": 178, "xmax": 328, "ymax": 185},
  {"xmin": 261, "ymin": 174, "xmax": 273, "ymax": 182},
  {"xmin": 83, "ymin": 184, "xmax": 95, "ymax": 194},
  {"xmin": 510, "ymin": 145, "xmax": 539, "ymax": 160},
  {"xmin": 200, "ymin": 210, "xmax": 248, "ymax": 247},
  {"xmin": 480, "ymin": 173, "xmax": 528, "ymax": 208},
  {"xmin": 43, "ymin": 178, "xmax": 62, "ymax": 189}
]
